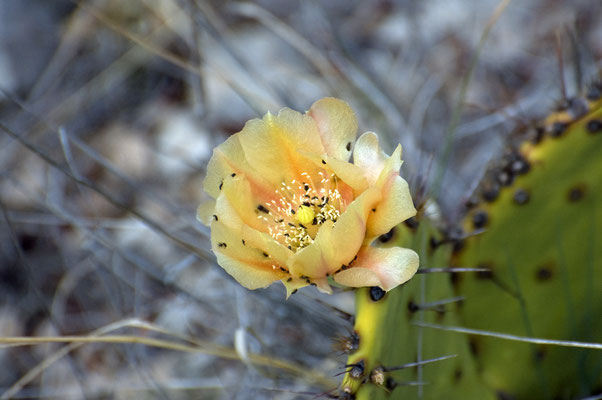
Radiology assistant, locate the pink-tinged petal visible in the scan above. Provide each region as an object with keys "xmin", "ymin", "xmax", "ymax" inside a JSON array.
[
  {"xmin": 282, "ymin": 276, "xmax": 310, "ymax": 298},
  {"xmin": 313, "ymin": 277, "xmax": 333, "ymax": 294},
  {"xmin": 211, "ymin": 221, "xmax": 286, "ymax": 290},
  {"xmin": 238, "ymin": 108, "xmax": 325, "ymax": 186},
  {"xmin": 196, "ymin": 199, "xmax": 216, "ymax": 226},
  {"xmin": 366, "ymin": 174, "xmax": 416, "ymax": 240},
  {"xmin": 309, "ymin": 97, "xmax": 358, "ymax": 161},
  {"xmin": 333, "ymin": 246, "xmax": 419, "ymax": 291},
  {"xmin": 352, "ymin": 132, "xmax": 387, "ymax": 185},
  {"xmin": 289, "ymin": 220, "xmax": 335, "ymax": 278}
]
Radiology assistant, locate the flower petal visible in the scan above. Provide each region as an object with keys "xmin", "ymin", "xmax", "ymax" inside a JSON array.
[
  {"xmin": 238, "ymin": 108, "xmax": 325, "ymax": 186},
  {"xmin": 211, "ymin": 221, "xmax": 286, "ymax": 289},
  {"xmin": 282, "ymin": 277, "xmax": 310, "ymax": 298},
  {"xmin": 333, "ymin": 246, "xmax": 419, "ymax": 291},
  {"xmin": 301, "ymin": 153, "xmax": 369, "ymax": 194},
  {"xmin": 215, "ymin": 175, "xmax": 265, "ymax": 232},
  {"xmin": 241, "ymin": 224, "xmax": 293, "ymax": 268},
  {"xmin": 366, "ymin": 174, "xmax": 416, "ymax": 240},
  {"xmin": 313, "ymin": 277, "xmax": 333, "ymax": 294},
  {"xmin": 329, "ymin": 187, "xmax": 381, "ymax": 268},
  {"xmin": 203, "ymin": 133, "xmax": 271, "ymax": 200},
  {"xmin": 196, "ymin": 199, "xmax": 216, "ymax": 225},
  {"xmin": 309, "ymin": 97, "xmax": 358, "ymax": 161},
  {"xmin": 289, "ymin": 220, "xmax": 335, "ymax": 278},
  {"xmin": 375, "ymin": 144, "xmax": 403, "ymax": 187},
  {"xmin": 289, "ymin": 189, "xmax": 380, "ymax": 280},
  {"xmin": 353, "ymin": 131, "xmax": 388, "ymax": 185}
]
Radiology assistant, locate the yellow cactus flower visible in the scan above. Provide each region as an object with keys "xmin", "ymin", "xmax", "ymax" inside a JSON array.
[{"xmin": 198, "ymin": 97, "xmax": 419, "ymax": 297}]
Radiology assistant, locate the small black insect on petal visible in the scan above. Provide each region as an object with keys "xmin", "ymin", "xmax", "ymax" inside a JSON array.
[
  {"xmin": 346, "ymin": 142, "xmax": 351, "ymax": 151},
  {"xmin": 218, "ymin": 242, "xmax": 227, "ymax": 248},
  {"xmin": 257, "ymin": 204, "xmax": 270, "ymax": 214}
]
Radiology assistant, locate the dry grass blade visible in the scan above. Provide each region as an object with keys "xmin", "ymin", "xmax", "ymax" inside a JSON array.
[{"xmin": 0, "ymin": 318, "xmax": 337, "ymax": 399}]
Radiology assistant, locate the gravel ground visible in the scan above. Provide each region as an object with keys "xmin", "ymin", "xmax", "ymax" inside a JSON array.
[{"xmin": 0, "ymin": 1, "xmax": 600, "ymax": 399}]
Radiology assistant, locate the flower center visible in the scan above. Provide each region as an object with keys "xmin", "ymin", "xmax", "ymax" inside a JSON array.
[{"xmin": 257, "ymin": 171, "xmax": 346, "ymax": 252}]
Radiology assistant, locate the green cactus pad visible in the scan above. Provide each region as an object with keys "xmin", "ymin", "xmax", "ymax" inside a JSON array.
[
  {"xmin": 341, "ymin": 89, "xmax": 602, "ymax": 399},
  {"xmin": 341, "ymin": 221, "xmax": 496, "ymax": 400},
  {"xmin": 452, "ymin": 94, "xmax": 602, "ymax": 399}
]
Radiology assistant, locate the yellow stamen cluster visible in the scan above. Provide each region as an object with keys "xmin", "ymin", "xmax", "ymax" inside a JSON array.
[{"xmin": 257, "ymin": 170, "xmax": 346, "ymax": 252}]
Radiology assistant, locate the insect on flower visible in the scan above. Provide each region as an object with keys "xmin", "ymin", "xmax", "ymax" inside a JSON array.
[{"xmin": 198, "ymin": 97, "xmax": 419, "ymax": 297}]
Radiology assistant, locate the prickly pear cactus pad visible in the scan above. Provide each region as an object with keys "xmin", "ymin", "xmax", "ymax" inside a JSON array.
[
  {"xmin": 453, "ymin": 89, "xmax": 602, "ymax": 399},
  {"xmin": 340, "ymin": 221, "xmax": 497, "ymax": 400}
]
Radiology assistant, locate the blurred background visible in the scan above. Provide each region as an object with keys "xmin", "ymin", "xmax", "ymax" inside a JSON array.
[{"xmin": 0, "ymin": 0, "xmax": 600, "ymax": 398}]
